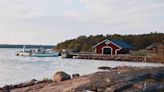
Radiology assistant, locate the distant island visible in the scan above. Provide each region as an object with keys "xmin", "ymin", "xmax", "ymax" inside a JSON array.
[{"xmin": 0, "ymin": 44, "xmax": 55, "ymax": 49}]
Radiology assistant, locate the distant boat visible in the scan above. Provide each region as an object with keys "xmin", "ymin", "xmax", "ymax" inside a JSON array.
[
  {"xmin": 16, "ymin": 46, "xmax": 59, "ymax": 57},
  {"xmin": 31, "ymin": 50, "xmax": 59, "ymax": 57}
]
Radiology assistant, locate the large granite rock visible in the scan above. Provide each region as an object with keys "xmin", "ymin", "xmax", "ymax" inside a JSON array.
[{"xmin": 53, "ymin": 71, "xmax": 71, "ymax": 83}]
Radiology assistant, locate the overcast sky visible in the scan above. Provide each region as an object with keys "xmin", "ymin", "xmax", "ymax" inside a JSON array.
[{"xmin": 0, "ymin": 0, "xmax": 163, "ymax": 45}]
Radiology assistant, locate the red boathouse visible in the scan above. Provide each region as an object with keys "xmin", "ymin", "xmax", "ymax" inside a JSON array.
[{"xmin": 92, "ymin": 39, "xmax": 133, "ymax": 55}]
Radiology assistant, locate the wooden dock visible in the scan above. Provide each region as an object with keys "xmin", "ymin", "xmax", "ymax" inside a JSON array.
[{"xmin": 62, "ymin": 53, "xmax": 163, "ymax": 63}]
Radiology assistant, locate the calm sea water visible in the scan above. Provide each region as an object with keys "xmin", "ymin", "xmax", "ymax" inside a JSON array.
[{"xmin": 0, "ymin": 48, "xmax": 163, "ymax": 87}]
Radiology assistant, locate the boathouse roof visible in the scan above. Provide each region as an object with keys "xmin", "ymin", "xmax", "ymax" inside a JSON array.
[{"xmin": 110, "ymin": 39, "xmax": 133, "ymax": 49}]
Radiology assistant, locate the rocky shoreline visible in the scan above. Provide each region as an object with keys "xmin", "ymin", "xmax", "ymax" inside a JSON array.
[{"xmin": 1, "ymin": 66, "xmax": 164, "ymax": 92}]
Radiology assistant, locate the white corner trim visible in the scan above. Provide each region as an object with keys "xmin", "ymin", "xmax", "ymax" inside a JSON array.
[
  {"xmin": 115, "ymin": 48, "xmax": 121, "ymax": 55},
  {"xmin": 92, "ymin": 39, "xmax": 109, "ymax": 48}
]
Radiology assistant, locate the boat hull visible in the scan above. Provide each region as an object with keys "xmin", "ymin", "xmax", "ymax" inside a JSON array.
[
  {"xmin": 16, "ymin": 52, "xmax": 31, "ymax": 56},
  {"xmin": 31, "ymin": 53, "xmax": 59, "ymax": 57}
]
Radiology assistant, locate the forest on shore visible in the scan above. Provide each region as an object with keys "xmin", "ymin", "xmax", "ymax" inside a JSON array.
[
  {"xmin": 56, "ymin": 32, "xmax": 164, "ymax": 52},
  {"xmin": 0, "ymin": 45, "xmax": 54, "ymax": 49}
]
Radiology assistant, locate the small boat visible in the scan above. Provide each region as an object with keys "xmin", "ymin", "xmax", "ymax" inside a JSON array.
[
  {"xmin": 16, "ymin": 46, "xmax": 31, "ymax": 56},
  {"xmin": 16, "ymin": 46, "xmax": 59, "ymax": 57}
]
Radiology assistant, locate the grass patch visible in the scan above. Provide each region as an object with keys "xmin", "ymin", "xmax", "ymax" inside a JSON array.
[
  {"xmin": 130, "ymin": 51, "xmax": 147, "ymax": 56},
  {"xmin": 38, "ymin": 78, "xmax": 53, "ymax": 83}
]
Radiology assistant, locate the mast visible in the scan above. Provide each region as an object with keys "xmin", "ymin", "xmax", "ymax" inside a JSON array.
[{"xmin": 23, "ymin": 46, "xmax": 26, "ymax": 52}]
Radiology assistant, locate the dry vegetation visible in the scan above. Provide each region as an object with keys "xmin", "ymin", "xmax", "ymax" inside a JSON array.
[{"xmin": 150, "ymin": 53, "xmax": 164, "ymax": 63}]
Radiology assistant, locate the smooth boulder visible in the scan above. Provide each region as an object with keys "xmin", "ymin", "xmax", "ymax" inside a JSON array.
[
  {"xmin": 53, "ymin": 71, "xmax": 71, "ymax": 83},
  {"xmin": 98, "ymin": 66, "xmax": 111, "ymax": 70},
  {"xmin": 72, "ymin": 74, "xmax": 80, "ymax": 78}
]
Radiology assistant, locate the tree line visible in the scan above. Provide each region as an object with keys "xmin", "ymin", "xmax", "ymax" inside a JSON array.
[
  {"xmin": 55, "ymin": 32, "xmax": 164, "ymax": 52},
  {"xmin": 0, "ymin": 45, "xmax": 55, "ymax": 49}
]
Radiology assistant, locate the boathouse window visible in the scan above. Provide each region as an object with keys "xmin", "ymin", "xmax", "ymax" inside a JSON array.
[{"xmin": 103, "ymin": 48, "xmax": 112, "ymax": 54}]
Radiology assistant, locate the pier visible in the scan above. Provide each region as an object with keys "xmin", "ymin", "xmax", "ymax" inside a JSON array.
[{"xmin": 62, "ymin": 53, "xmax": 163, "ymax": 63}]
